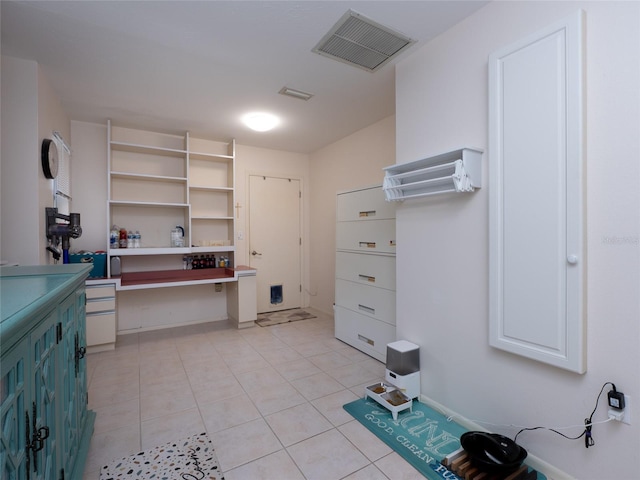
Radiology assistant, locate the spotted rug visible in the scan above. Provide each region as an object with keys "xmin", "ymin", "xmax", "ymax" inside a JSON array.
[
  {"xmin": 256, "ymin": 308, "xmax": 316, "ymax": 327},
  {"xmin": 100, "ymin": 432, "xmax": 224, "ymax": 479}
]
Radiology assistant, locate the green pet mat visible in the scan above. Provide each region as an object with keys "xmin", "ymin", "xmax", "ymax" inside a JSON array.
[{"xmin": 343, "ymin": 397, "xmax": 546, "ymax": 480}]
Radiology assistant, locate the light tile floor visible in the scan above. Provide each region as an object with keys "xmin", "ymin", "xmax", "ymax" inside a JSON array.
[{"xmin": 83, "ymin": 308, "xmax": 424, "ymax": 479}]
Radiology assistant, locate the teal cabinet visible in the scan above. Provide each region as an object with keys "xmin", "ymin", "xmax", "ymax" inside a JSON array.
[
  {"xmin": 1, "ymin": 342, "xmax": 28, "ymax": 479},
  {"xmin": 0, "ymin": 265, "xmax": 95, "ymax": 480}
]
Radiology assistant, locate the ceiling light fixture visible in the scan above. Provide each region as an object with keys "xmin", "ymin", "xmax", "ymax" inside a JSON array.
[
  {"xmin": 242, "ymin": 112, "xmax": 280, "ymax": 132},
  {"xmin": 279, "ymin": 86, "xmax": 314, "ymax": 101}
]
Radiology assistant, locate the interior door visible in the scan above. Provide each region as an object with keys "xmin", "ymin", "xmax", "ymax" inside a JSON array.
[{"xmin": 249, "ymin": 175, "xmax": 301, "ymax": 313}]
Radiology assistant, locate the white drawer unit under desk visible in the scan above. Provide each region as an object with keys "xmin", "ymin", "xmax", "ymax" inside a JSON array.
[
  {"xmin": 85, "ymin": 281, "xmax": 117, "ymax": 353},
  {"xmin": 335, "ymin": 185, "xmax": 396, "ymax": 362}
]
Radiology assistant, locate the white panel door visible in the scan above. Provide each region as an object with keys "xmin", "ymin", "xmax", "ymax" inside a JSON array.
[
  {"xmin": 489, "ymin": 11, "xmax": 585, "ymax": 373},
  {"xmin": 249, "ymin": 175, "xmax": 302, "ymax": 313}
]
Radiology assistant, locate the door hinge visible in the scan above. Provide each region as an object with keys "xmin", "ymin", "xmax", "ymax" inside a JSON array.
[
  {"xmin": 300, "ymin": 284, "xmax": 302, "ymax": 293},
  {"xmin": 299, "ymin": 191, "xmax": 301, "ymax": 198},
  {"xmin": 299, "ymin": 237, "xmax": 302, "ymax": 246}
]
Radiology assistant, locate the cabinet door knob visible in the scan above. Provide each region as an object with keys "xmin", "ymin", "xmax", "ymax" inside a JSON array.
[{"xmin": 567, "ymin": 255, "xmax": 578, "ymax": 264}]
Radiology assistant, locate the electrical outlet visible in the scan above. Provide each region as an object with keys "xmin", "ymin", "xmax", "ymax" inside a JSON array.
[{"xmin": 609, "ymin": 395, "xmax": 631, "ymax": 425}]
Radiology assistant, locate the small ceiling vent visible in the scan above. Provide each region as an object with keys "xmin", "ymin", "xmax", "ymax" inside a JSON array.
[
  {"xmin": 279, "ymin": 86, "xmax": 314, "ymax": 101},
  {"xmin": 312, "ymin": 10, "xmax": 415, "ymax": 72}
]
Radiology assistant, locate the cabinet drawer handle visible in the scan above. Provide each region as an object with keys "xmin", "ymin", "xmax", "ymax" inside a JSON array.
[
  {"xmin": 358, "ymin": 274, "xmax": 376, "ymax": 283},
  {"xmin": 359, "ymin": 210, "xmax": 376, "ymax": 217},
  {"xmin": 358, "ymin": 304, "xmax": 375, "ymax": 315},
  {"xmin": 359, "ymin": 241, "xmax": 376, "ymax": 248},
  {"xmin": 358, "ymin": 334, "xmax": 374, "ymax": 346},
  {"xmin": 34, "ymin": 426, "xmax": 50, "ymax": 452}
]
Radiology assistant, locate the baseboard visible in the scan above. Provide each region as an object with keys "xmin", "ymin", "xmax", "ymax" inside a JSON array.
[
  {"xmin": 418, "ymin": 394, "xmax": 574, "ymax": 480},
  {"xmin": 117, "ymin": 316, "xmax": 231, "ymax": 335}
]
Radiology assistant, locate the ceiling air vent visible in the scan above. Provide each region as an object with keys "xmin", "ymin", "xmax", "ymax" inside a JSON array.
[
  {"xmin": 312, "ymin": 10, "xmax": 415, "ymax": 72},
  {"xmin": 279, "ymin": 86, "xmax": 314, "ymax": 101}
]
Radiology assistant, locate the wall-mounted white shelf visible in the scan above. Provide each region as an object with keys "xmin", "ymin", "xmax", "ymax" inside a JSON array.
[
  {"xmin": 110, "ymin": 141, "xmax": 187, "ymax": 157},
  {"xmin": 383, "ymin": 147, "xmax": 483, "ymax": 201},
  {"xmin": 111, "ymin": 171, "xmax": 188, "ymax": 184},
  {"xmin": 108, "ymin": 247, "xmax": 191, "ymax": 256}
]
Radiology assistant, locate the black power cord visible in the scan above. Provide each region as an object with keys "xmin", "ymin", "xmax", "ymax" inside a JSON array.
[{"xmin": 513, "ymin": 381, "xmax": 617, "ymax": 448}]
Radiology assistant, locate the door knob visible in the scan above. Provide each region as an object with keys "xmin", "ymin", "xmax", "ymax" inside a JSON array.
[{"xmin": 251, "ymin": 250, "xmax": 262, "ymax": 256}]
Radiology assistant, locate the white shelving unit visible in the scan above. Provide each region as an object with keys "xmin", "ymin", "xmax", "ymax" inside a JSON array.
[{"xmin": 107, "ymin": 121, "xmax": 236, "ymax": 288}]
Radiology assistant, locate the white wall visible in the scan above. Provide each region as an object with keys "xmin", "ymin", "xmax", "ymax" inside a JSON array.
[
  {"xmin": 37, "ymin": 65, "xmax": 71, "ymax": 263},
  {"xmin": 234, "ymin": 144, "xmax": 311, "ymax": 306},
  {"xmin": 1, "ymin": 56, "xmax": 39, "ymax": 265},
  {"xmin": 0, "ymin": 56, "xmax": 70, "ymax": 266},
  {"xmin": 70, "ymin": 121, "xmax": 108, "ymax": 252},
  {"xmin": 308, "ymin": 115, "xmax": 396, "ymax": 315},
  {"xmin": 394, "ymin": 2, "xmax": 639, "ymax": 479}
]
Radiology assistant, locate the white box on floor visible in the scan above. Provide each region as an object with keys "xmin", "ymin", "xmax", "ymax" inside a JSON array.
[
  {"xmin": 385, "ymin": 369, "xmax": 420, "ymax": 400},
  {"xmin": 385, "ymin": 340, "xmax": 420, "ymax": 399}
]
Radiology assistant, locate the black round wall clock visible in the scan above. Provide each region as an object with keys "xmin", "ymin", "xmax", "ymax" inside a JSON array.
[{"xmin": 41, "ymin": 138, "xmax": 59, "ymax": 179}]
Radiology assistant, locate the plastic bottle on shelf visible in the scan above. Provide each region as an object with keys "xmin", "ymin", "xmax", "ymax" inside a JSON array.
[
  {"xmin": 134, "ymin": 231, "xmax": 141, "ymax": 248},
  {"xmin": 182, "ymin": 256, "xmax": 187, "ymax": 270},
  {"xmin": 110, "ymin": 225, "xmax": 119, "ymax": 249},
  {"xmin": 127, "ymin": 231, "xmax": 133, "ymax": 248}
]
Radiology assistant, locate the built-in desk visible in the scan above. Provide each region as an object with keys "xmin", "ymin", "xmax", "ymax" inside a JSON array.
[
  {"xmin": 117, "ymin": 267, "xmax": 236, "ymax": 290},
  {"xmin": 87, "ymin": 265, "xmax": 257, "ymax": 338}
]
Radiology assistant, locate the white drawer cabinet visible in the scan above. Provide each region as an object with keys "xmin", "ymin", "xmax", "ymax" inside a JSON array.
[
  {"xmin": 87, "ymin": 299, "xmax": 115, "ymax": 313},
  {"xmin": 334, "ymin": 306, "xmax": 396, "ymax": 360},
  {"xmin": 87, "ymin": 284, "xmax": 116, "ymax": 299},
  {"xmin": 335, "ymin": 279, "xmax": 395, "ymax": 325},
  {"xmin": 335, "ymin": 251, "xmax": 396, "ymax": 290},
  {"xmin": 336, "ymin": 219, "xmax": 396, "ymax": 254},
  {"xmin": 335, "ymin": 185, "xmax": 396, "ymax": 362},
  {"xmin": 337, "ymin": 186, "xmax": 395, "ymax": 221},
  {"xmin": 85, "ymin": 282, "xmax": 117, "ymax": 352}
]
